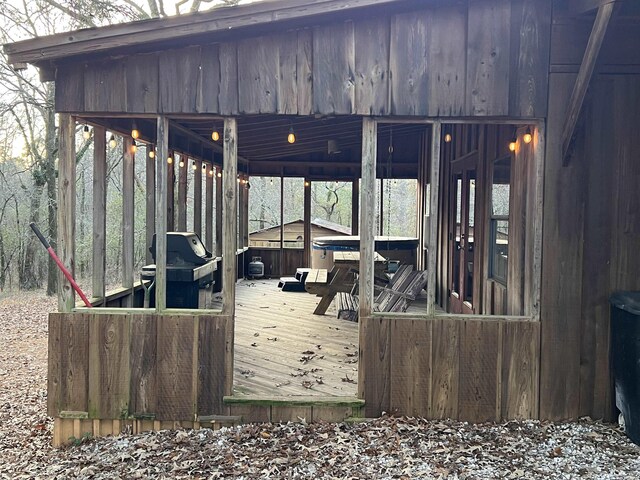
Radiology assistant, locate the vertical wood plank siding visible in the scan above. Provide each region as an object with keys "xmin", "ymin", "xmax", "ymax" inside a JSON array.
[
  {"xmin": 57, "ymin": 0, "xmax": 550, "ymax": 118},
  {"xmin": 49, "ymin": 313, "xmax": 234, "ymax": 421}
]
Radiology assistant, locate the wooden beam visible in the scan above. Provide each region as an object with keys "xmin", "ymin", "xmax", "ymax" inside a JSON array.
[
  {"xmin": 568, "ymin": 0, "xmax": 617, "ymax": 16},
  {"xmin": 92, "ymin": 126, "xmax": 107, "ymax": 304},
  {"xmin": 194, "ymin": 159, "xmax": 203, "ymax": 237},
  {"xmin": 215, "ymin": 168, "xmax": 223, "ymax": 257},
  {"xmin": 530, "ymin": 122, "xmax": 546, "ymax": 321},
  {"xmin": 279, "ymin": 173, "xmax": 285, "ymax": 275},
  {"xmin": 5, "ymin": 0, "xmax": 405, "ymax": 66},
  {"xmin": 177, "ymin": 154, "xmax": 188, "ymax": 231},
  {"xmin": 205, "ymin": 165, "xmax": 214, "ymax": 251},
  {"xmin": 58, "ymin": 114, "xmax": 76, "ymax": 313},
  {"xmin": 167, "ymin": 150, "xmax": 175, "ymax": 231},
  {"xmin": 221, "ymin": 118, "xmax": 238, "ymax": 317},
  {"xmin": 351, "ymin": 179, "xmax": 359, "ymax": 235},
  {"xmin": 426, "ymin": 122, "xmax": 441, "ymax": 316},
  {"xmin": 122, "ymin": 137, "xmax": 135, "ymax": 307},
  {"xmin": 561, "ymin": 2, "xmax": 616, "ymax": 164},
  {"xmin": 145, "ymin": 145, "xmax": 156, "ymax": 265},
  {"xmin": 303, "ymin": 179, "xmax": 311, "ymax": 267},
  {"xmin": 359, "ymin": 117, "xmax": 377, "ymax": 319},
  {"xmin": 156, "ymin": 116, "xmax": 169, "ymax": 311},
  {"xmin": 242, "ymin": 180, "xmax": 249, "ymax": 248}
]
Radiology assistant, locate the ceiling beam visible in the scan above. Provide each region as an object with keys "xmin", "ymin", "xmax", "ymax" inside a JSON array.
[
  {"xmin": 561, "ymin": 1, "xmax": 616, "ymax": 165},
  {"xmin": 567, "ymin": 0, "xmax": 618, "ymax": 16}
]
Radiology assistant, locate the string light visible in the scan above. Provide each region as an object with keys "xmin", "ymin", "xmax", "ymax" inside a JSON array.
[
  {"xmin": 217, "ymin": 170, "xmax": 222, "ymax": 178},
  {"xmin": 131, "ymin": 140, "xmax": 137, "ymax": 153},
  {"xmin": 509, "ymin": 137, "xmax": 517, "ymax": 152},
  {"xmin": 304, "ymin": 181, "xmax": 310, "ymax": 187},
  {"xmin": 167, "ymin": 154, "xmax": 173, "ymax": 165},
  {"xmin": 192, "ymin": 161, "xmax": 197, "ymax": 171},
  {"xmin": 179, "ymin": 157, "xmax": 185, "ymax": 168},
  {"xmin": 108, "ymin": 134, "xmax": 117, "ymax": 149},
  {"xmin": 202, "ymin": 163, "xmax": 207, "ymax": 172},
  {"xmin": 82, "ymin": 125, "xmax": 90, "ymax": 140},
  {"xmin": 444, "ymin": 133, "xmax": 452, "ymax": 143},
  {"xmin": 149, "ymin": 149, "xmax": 155, "ymax": 159},
  {"xmin": 131, "ymin": 122, "xmax": 140, "ymax": 139},
  {"xmin": 208, "ymin": 168, "xmax": 214, "ymax": 176},
  {"xmin": 287, "ymin": 125, "xmax": 296, "ymax": 144},
  {"xmin": 211, "ymin": 127, "xmax": 220, "ymax": 142},
  {"xmin": 523, "ymin": 127, "xmax": 533, "ymax": 144}
]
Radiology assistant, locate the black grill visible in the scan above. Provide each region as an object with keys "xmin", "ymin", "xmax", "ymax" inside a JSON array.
[{"xmin": 142, "ymin": 232, "xmax": 217, "ymax": 308}]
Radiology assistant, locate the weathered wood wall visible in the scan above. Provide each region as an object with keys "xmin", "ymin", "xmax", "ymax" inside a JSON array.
[
  {"xmin": 539, "ymin": 11, "xmax": 640, "ymax": 421},
  {"xmin": 359, "ymin": 316, "xmax": 540, "ymax": 420},
  {"xmin": 55, "ymin": 0, "xmax": 551, "ymax": 119},
  {"xmin": 48, "ymin": 312, "xmax": 233, "ymax": 421}
]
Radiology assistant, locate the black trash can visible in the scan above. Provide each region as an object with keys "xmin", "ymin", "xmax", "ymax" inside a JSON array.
[{"xmin": 610, "ymin": 291, "xmax": 640, "ymax": 445}]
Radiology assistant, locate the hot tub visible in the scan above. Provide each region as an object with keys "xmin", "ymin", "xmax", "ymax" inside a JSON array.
[{"xmin": 311, "ymin": 236, "xmax": 419, "ymax": 270}]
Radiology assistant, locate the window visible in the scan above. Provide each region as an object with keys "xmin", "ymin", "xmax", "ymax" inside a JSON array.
[{"xmin": 490, "ymin": 156, "xmax": 510, "ymax": 285}]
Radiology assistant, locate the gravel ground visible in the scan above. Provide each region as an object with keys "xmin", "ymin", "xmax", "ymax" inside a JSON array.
[{"xmin": 1, "ymin": 290, "xmax": 640, "ymax": 479}]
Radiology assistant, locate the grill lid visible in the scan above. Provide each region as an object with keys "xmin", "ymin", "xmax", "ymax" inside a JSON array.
[{"xmin": 149, "ymin": 232, "xmax": 213, "ymax": 266}]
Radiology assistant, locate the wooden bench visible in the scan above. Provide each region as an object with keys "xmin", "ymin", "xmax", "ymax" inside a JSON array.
[{"xmin": 303, "ymin": 269, "xmax": 329, "ymax": 295}]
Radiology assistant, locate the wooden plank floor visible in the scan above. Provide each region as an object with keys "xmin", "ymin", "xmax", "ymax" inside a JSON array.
[{"xmin": 232, "ymin": 279, "xmax": 359, "ymax": 397}]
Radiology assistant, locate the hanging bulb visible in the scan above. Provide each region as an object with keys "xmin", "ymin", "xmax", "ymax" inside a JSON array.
[
  {"xmin": 217, "ymin": 170, "xmax": 222, "ymax": 178},
  {"xmin": 202, "ymin": 163, "xmax": 207, "ymax": 172},
  {"xmin": 270, "ymin": 177, "xmax": 274, "ymax": 185},
  {"xmin": 179, "ymin": 158, "xmax": 185, "ymax": 168},
  {"xmin": 192, "ymin": 161, "xmax": 197, "ymax": 171},
  {"xmin": 509, "ymin": 137, "xmax": 517, "ymax": 152},
  {"xmin": 149, "ymin": 149, "xmax": 155, "ymax": 159},
  {"xmin": 304, "ymin": 181, "xmax": 310, "ymax": 187},
  {"xmin": 444, "ymin": 133, "xmax": 452, "ymax": 143},
  {"xmin": 131, "ymin": 141, "xmax": 137, "ymax": 153},
  {"xmin": 287, "ymin": 126, "xmax": 296, "ymax": 144},
  {"xmin": 131, "ymin": 122, "xmax": 140, "ymax": 139},
  {"xmin": 82, "ymin": 125, "xmax": 90, "ymax": 140},
  {"xmin": 209, "ymin": 168, "xmax": 214, "ymax": 176},
  {"xmin": 167, "ymin": 155, "xmax": 173, "ymax": 165},
  {"xmin": 108, "ymin": 134, "xmax": 117, "ymax": 149},
  {"xmin": 523, "ymin": 127, "xmax": 533, "ymax": 144},
  {"xmin": 211, "ymin": 128, "xmax": 220, "ymax": 142}
]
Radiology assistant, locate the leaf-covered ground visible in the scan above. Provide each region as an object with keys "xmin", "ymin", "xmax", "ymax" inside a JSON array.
[{"xmin": 1, "ymin": 291, "xmax": 639, "ymax": 479}]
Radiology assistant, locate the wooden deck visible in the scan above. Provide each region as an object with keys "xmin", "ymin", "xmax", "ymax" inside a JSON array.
[{"xmin": 231, "ymin": 279, "xmax": 359, "ymax": 398}]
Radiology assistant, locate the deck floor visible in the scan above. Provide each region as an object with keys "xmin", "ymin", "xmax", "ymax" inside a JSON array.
[{"xmin": 232, "ymin": 279, "xmax": 359, "ymax": 397}]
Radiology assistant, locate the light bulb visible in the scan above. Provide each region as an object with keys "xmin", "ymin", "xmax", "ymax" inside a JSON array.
[
  {"xmin": 217, "ymin": 171, "xmax": 222, "ymax": 178},
  {"xmin": 179, "ymin": 159, "xmax": 185, "ymax": 168},
  {"xmin": 304, "ymin": 181, "xmax": 310, "ymax": 187},
  {"xmin": 523, "ymin": 127, "xmax": 532, "ymax": 144},
  {"xmin": 149, "ymin": 150, "xmax": 155, "ymax": 159},
  {"xmin": 444, "ymin": 133, "xmax": 452, "ymax": 143},
  {"xmin": 109, "ymin": 134, "xmax": 117, "ymax": 149},
  {"xmin": 270, "ymin": 178, "xmax": 274, "ymax": 185},
  {"xmin": 131, "ymin": 141, "xmax": 137, "ymax": 153},
  {"xmin": 211, "ymin": 130, "xmax": 220, "ymax": 141},
  {"xmin": 287, "ymin": 126, "xmax": 296, "ymax": 144},
  {"xmin": 209, "ymin": 168, "xmax": 214, "ymax": 176},
  {"xmin": 131, "ymin": 123, "xmax": 139, "ymax": 139},
  {"xmin": 202, "ymin": 163, "xmax": 207, "ymax": 171},
  {"xmin": 237, "ymin": 177, "xmax": 241, "ymax": 183},
  {"xmin": 82, "ymin": 125, "xmax": 90, "ymax": 140},
  {"xmin": 167, "ymin": 155, "xmax": 173, "ymax": 165},
  {"xmin": 509, "ymin": 140, "xmax": 517, "ymax": 152},
  {"xmin": 192, "ymin": 161, "xmax": 197, "ymax": 171}
]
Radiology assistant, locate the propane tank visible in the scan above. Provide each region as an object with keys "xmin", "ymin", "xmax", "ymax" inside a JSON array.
[{"xmin": 248, "ymin": 256, "xmax": 265, "ymax": 279}]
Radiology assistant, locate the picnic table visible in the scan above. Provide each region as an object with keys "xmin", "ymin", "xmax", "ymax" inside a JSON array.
[{"xmin": 305, "ymin": 251, "xmax": 386, "ymax": 315}]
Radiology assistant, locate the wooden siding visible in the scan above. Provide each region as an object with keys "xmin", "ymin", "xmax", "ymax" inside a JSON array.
[
  {"xmin": 540, "ymin": 74, "xmax": 640, "ymax": 421},
  {"xmin": 360, "ymin": 315, "xmax": 540, "ymax": 420},
  {"xmin": 48, "ymin": 312, "xmax": 233, "ymax": 420},
  {"xmin": 55, "ymin": 0, "xmax": 551, "ymax": 118}
]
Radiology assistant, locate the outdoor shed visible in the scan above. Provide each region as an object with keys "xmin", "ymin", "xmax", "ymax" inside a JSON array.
[{"xmin": 4, "ymin": 0, "xmax": 640, "ymax": 444}]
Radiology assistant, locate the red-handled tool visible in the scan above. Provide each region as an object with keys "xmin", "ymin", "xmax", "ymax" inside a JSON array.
[{"xmin": 30, "ymin": 222, "xmax": 92, "ymax": 308}]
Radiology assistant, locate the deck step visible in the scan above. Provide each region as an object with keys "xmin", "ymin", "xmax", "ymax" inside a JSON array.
[
  {"xmin": 277, "ymin": 277, "xmax": 306, "ymax": 292},
  {"xmin": 224, "ymin": 396, "xmax": 365, "ymax": 423}
]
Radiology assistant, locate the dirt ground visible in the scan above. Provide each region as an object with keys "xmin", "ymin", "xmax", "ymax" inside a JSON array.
[{"xmin": 1, "ymin": 290, "xmax": 639, "ymax": 479}]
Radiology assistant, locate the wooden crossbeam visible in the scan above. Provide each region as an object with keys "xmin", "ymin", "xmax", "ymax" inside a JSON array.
[
  {"xmin": 568, "ymin": 0, "xmax": 617, "ymax": 16},
  {"xmin": 561, "ymin": 2, "xmax": 616, "ymax": 165}
]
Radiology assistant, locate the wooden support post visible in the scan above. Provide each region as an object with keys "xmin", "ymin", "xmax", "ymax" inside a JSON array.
[
  {"xmin": 194, "ymin": 159, "xmax": 203, "ymax": 237},
  {"xmin": 242, "ymin": 180, "xmax": 249, "ymax": 248},
  {"xmin": 215, "ymin": 167, "xmax": 223, "ymax": 257},
  {"xmin": 351, "ymin": 179, "xmax": 359, "ymax": 235},
  {"xmin": 92, "ymin": 126, "xmax": 107, "ymax": 304},
  {"xmin": 177, "ymin": 154, "xmax": 188, "ymax": 231},
  {"xmin": 221, "ymin": 118, "xmax": 238, "ymax": 317},
  {"xmin": 379, "ymin": 178, "xmax": 384, "ymax": 236},
  {"xmin": 303, "ymin": 179, "xmax": 311, "ymax": 267},
  {"xmin": 279, "ymin": 173, "xmax": 284, "ymax": 275},
  {"xmin": 122, "ymin": 137, "xmax": 135, "ymax": 307},
  {"xmin": 58, "ymin": 114, "xmax": 76, "ymax": 312},
  {"xmin": 426, "ymin": 122, "xmax": 442, "ymax": 316},
  {"xmin": 359, "ymin": 117, "xmax": 377, "ymax": 319},
  {"xmin": 205, "ymin": 164, "xmax": 214, "ymax": 251},
  {"xmin": 156, "ymin": 117, "xmax": 169, "ymax": 311},
  {"xmin": 167, "ymin": 151, "xmax": 175, "ymax": 232},
  {"xmin": 145, "ymin": 145, "xmax": 156, "ymax": 265},
  {"xmin": 561, "ymin": 2, "xmax": 615, "ymax": 164},
  {"xmin": 530, "ymin": 122, "xmax": 546, "ymax": 320}
]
